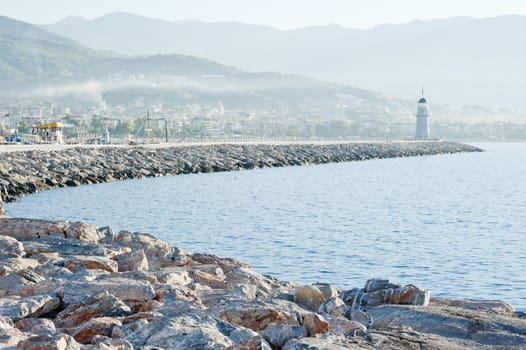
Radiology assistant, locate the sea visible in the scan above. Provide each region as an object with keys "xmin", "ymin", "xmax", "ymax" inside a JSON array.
[{"xmin": 5, "ymin": 142, "xmax": 526, "ymax": 310}]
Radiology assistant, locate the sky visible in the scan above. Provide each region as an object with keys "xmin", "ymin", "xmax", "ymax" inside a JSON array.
[{"xmin": 2, "ymin": 0, "xmax": 526, "ymax": 29}]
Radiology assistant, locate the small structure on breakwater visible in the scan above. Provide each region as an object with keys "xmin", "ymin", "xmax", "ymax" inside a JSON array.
[{"xmin": 415, "ymin": 90, "xmax": 431, "ymax": 139}]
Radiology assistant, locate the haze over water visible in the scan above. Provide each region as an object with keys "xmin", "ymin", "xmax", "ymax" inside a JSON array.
[{"xmin": 7, "ymin": 143, "xmax": 526, "ymax": 310}]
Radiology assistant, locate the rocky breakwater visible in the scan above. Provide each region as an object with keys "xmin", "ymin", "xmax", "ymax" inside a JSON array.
[
  {"xmin": 0, "ymin": 218, "xmax": 525, "ymax": 349},
  {"xmin": 0, "ymin": 142, "xmax": 482, "ymax": 208}
]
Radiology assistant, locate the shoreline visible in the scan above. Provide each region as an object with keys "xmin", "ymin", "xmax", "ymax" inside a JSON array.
[
  {"xmin": 0, "ymin": 140, "xmax": 481, "ymax": 207},
  {"xmin": 4, "ymin": 141, "xmax": 524, "ymax": 349},
  {"xmin": 0, "ymin": 217, "xmax": 525, "ymax": 349}
]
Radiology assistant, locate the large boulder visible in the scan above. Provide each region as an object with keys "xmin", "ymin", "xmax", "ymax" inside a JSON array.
[
  {"xmin": 294, "ymin": 285, "xmax": 326, "ymax": 311},
  {"xmin": 0, "ymin": 235, "xmax": 24, "ymax": 259}
]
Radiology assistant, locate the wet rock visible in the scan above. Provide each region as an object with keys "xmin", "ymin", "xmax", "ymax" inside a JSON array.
[
  {"xmin": 262, "ymin": 324, "xmax": 309, "ymax": 349},
  {"xmin": 294, "ymin": 285, "xmax": 326, "ymax": 311}
]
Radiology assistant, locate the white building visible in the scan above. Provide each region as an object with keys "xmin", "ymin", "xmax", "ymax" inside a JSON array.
[{"xmin": 415, "ymin": 94, "xmax": 430, "ymax": 139}]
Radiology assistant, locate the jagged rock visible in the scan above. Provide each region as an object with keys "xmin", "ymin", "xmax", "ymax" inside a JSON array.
[
  {"xmin": 262, "ymin": 324, "xmax": 309, "ymax": 349},
  {"xmin": 0, "ymin": 294, "xmax": 60, "ymax": 321},
  {"xmin": 67, "ymin": 317, "xmax": 122, "ymax": 344},
  {"xmin": 192, "ymin": 253, "xmax": 248, "ymax": 273},
  {"xmin": 225, "ymin": 336, "xmax": 273, "ymax": 350},
  {"xmin": 156, "ymin": 268, "xmax": 193, "ymax": 287},
  {"xmin": 61, "ymin": 279, "xmax": 156, "ymax": 305},
  {"xmin": 294, "ymin": 285, "xmax": 326, "ymax": 311},
  {"xmin": 313, "ymin": 283, "xmax": 340, "ymax": 300},
  {"xmin": 125, "ymin": 315, "xmax": 260, "ymax": 349},
  {"xmin": 0, "ymin": 235, "xmax": 24, "ymax": 259},
  {"xmin": 219, "ymin": 307, "xmax": 299, "ymax": 331},
  {"xmin": 225, "ymin": 266, "xmax": 276, "ymax": 295},
  {"xmin": 18, "ymin": 333, "xmax": 82, "ymax": 350},
  {"xmin": 192, "ymin": 269, "xmax": 226, "ymax": 288},
  {"xmin": 363, "ymin": 284, "xmax": 430, "ymax": 307},
  {"xmin": 302, "ymin": 313, "xmax": 329, "ymax": 336},
  {"xmin": 283, "ymin": 334, "xmax": 371, "ymax": 350},
  {"xmin": 64, "ymin": 255, "xmax": 119, "ymax": 273},
  {"xmin": 89, "ymin": 335, "xmax": 134, "ymax": 350},
  {"xmin": 430, "ymin": 297, "xmax": 515, "ymax": 315},
  {"xmin": 15, "ymin": 318, "xmax": 56, "ymax": 335},
  {"xmin": 363, "ymin": 279, "xmax": 402, "ymax": 293},
  {"xmin": 0, "ymin": 316, "xmax": 27, "ymax": 347},
  {"xmin": 0, "ymin": 269, "xmax": 45, "ymax": 296},
  {"xmin": 138, "ymin": 300, "xmax": 163, "ymax": 312},
  {"xmin": 318, "ymin": 297, "xmax": 350, "ymax": 318},
  {"xmin": 113, "ymin": 248, "xmax": 149, "ymax": 272},
  {"xmin": 0, "ymin": 218, "xmax": 101, "ymax": 242},
  {"xmin": 325, "ymin": 316, "xmax": 367, "ymax": 337},
  {"xmin": 113, "ymin": 231, "xmax": 174, "ymax": 268},
  {"xmin": 55, "ymin": 292, "xmax": 132, "ymax": 329},
  {"xmin": 0, "ymin": 257, "xmax": 40, "ymax": 276},
  {"xmin": 369, "ymin": 304, "xmax": 526, "ymax": 347},
  {"xmin": 172, "ymin": 246, "xmax": 191, "ymax": 267}
]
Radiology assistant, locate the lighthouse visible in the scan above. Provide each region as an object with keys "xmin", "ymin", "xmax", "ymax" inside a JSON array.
[{"xmin": 415, "ymin": 91, "xmax": 430, "ymax": 139}]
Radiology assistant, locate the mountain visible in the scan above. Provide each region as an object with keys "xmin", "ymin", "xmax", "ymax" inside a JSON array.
[
  {"xmin": 43, "ymin": 12, "xmax": 526, "ymax": 109},
  {"xmin": 0, "ymin": 15, "xmax": 391, "ymax": 115}
]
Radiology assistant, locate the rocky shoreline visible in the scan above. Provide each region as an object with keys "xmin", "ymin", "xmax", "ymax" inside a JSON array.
[
  {"xmin": 4, "ymin": 141, "xmax": 524, "ymax": 349},
  {"xmin": 0, "ymin": 217, "xmax": 525, "ymax": 349},
  {"xmin": 0, "ymin": 141, "xmax": 481, "ymax": 211}
]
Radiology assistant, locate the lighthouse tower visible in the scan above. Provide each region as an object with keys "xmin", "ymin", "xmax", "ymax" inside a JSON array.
[{"xmin": 415, "ymin": 91, "xmax": 430, "ymax": 139}]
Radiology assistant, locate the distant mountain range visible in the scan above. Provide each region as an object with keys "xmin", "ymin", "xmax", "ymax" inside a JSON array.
[
  {"xmin": 0, "ymin": 15, "xmax": 391, "ymax": 114},
  {"xmin": 43, "ymin": 12, "xmax": 526, "ymax": 109}
]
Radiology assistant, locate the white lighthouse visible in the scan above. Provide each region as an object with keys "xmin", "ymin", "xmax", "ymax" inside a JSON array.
[{"xmin": 415, "ymin": 91, "xmax": 430, "ymax": 139}]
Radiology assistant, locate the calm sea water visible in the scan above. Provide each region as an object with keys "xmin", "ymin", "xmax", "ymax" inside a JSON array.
[{"xmin": 6, "ymin": 143, "xmax": 526, "ymax": 310}]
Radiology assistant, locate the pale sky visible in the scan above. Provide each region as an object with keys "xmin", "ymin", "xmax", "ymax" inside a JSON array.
[{"xmin": 2, "ymin": 0, "xmax": 526, "ymax": 29}]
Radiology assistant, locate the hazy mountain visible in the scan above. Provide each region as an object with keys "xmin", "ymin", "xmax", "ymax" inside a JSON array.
[
  {"xmin": 44, "ymin": 12, "xmax": 526, "ymax": 109},
  {"xmin": 1, "ymin": 15, "xmax": 390, "ymax": 114}
]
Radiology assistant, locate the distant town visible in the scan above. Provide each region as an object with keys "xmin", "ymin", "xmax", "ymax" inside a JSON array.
[{"xmin": 1, "ymin": 96, "xmax": 526, "ymax": 145}]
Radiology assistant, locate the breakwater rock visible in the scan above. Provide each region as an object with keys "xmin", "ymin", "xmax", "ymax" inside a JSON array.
[
  {"xmin": 0, "ymin": 218, "xmax": 524, "ymax": 349},
  {"xmin": 0, "ymin": 141, "xmax": 481, "ymax": 207}
]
